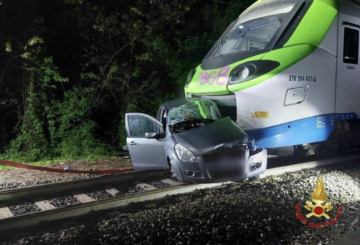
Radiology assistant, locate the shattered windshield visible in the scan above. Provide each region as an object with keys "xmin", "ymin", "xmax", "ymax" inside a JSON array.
[
  {"xmin": 168, "ymin": 99, "xmax": 221, "ymax": 127},
  {"xmin": 207, "ymin": 0, "xmax": 301, "ymax": 58}
]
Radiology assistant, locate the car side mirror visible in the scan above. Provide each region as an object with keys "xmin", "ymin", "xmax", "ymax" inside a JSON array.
[{"xmin": 145, "ymin": 132, "xmax": 158, "ymax": 138}]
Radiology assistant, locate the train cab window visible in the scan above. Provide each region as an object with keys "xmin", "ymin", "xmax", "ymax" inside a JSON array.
[
  {"xmin": 205, "ymin": 0, "xmax": 303, "ymax": 59},
  {"xmin": 343, "ymin": 27, "xmax": 359, "ymax": 64}
]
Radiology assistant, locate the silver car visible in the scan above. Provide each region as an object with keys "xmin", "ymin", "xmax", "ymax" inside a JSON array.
[{"xmin": 125, "ymin": 98, "xmax": 267, "ymax": 183}]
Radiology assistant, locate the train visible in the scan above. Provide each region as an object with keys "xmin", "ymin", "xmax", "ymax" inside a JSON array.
[{"xmin": 184, "ymin": 0, "xmax": 360, "ymax": 157}]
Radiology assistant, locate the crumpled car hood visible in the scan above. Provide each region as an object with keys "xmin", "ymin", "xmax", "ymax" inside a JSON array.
[{"xmin": 172, "ymin": 117, "xmax": 247, "ymax": 156}]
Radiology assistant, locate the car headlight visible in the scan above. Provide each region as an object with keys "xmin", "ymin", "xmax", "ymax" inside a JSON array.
[
  {"xmin": 229, "ymin": 60, "xmax": 280, "ymax": 84},
  {"xmin": 175, "ymin": 144, "xmax": 197, "ymax": 162}
]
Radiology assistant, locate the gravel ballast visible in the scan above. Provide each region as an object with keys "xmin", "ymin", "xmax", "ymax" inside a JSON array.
[
  {"xmin": 0, "ymin": 175, "xmax": 96, "ymax": 191},
  {"xmin": 0, "ymin": 158, "xmax": 133, "ymax": 191},
  {"xmin": 8, "ymin": 202, "xmax": 42, "ymax": 216},
  {"xmin": 1, "ymin": 165, "xmax": 360, "ymax": 244},
  {"xmin": 49, "ymin": 196, "xmax": 80, "ymax": 208}
]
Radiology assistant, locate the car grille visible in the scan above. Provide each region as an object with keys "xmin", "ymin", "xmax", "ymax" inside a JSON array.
[{"xmin": 202, "ymin": 149, "xmax": 246, "ymax": 179}]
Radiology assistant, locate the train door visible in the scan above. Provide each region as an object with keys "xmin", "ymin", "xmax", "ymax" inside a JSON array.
[{"xmin": 335, "ymin": 3, "xmax": 360, "ymax": 116}]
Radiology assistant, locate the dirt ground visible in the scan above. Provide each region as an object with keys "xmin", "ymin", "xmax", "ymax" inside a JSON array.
[{"xmin": 0, "ymin": 157, "xmax": 134, "ymax": 183}]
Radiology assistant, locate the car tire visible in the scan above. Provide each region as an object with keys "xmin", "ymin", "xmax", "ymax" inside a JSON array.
[
  {"xmin": 249, "ymin": 174, "xmax": 260, "ymax": 181},
  {"xmin": 169, "ymin": 161, "xmax": 183, "ymax": 182}
]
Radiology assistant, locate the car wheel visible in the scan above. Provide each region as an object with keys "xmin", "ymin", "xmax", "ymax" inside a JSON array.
[
  {"xmin": 169, "ymin": 161, "xmax": 183, "ymax": 182},
  {"xmin": 249, "ymin": 174, "xmax": 260, "ymax": 181},
  {"xmin": 170, "ymin": 166, "xmax": 177, "ymax": 179}
]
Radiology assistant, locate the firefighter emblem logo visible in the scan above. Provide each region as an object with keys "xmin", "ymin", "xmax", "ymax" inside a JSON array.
[
  {"xmin": 295, "ymin": 176, "xmax": 343, "ymax": 228},
  {"xmin": 304, "ymin": 176, "xmax": 333, "ymax": 219}
]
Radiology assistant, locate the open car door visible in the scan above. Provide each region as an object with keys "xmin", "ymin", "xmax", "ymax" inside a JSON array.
[{"xmin": 125, "ymin": 113, "xmax": 168, "ymax": 169}]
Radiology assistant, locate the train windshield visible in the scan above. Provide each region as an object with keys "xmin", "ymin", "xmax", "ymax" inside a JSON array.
[{"xmin": 207, "ymin": 0, "xmax": 302, "ymax": 58}]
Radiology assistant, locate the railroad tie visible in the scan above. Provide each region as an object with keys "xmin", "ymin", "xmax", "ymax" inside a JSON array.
[
  {"xmin": 35, "ymin": 200, "xmax": 56, "ymax": 211},
  {"xmin": 74, "ymin": 194, "xmax": 95, "ymax": 203},
  {"xmin": 0, "ymin": 207, "xmax": 13, "ymax": 219},
  {"xmin": 106, "ymin": 188, "xmax": 120, "ymax": 196}
]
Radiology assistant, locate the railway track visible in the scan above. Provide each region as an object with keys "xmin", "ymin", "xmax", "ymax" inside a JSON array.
[
  {"xmin": 0, "ymin": 153, "xmax": 359, "ymax": 238},
  {"xmin": 0, "ymin": 169, "xmax": 169, "ymax": 205}
]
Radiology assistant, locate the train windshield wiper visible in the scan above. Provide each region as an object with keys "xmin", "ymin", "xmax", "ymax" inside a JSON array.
[{"xmin": 217, "ymin": 39, "xmax": 225, "ymax": 57}]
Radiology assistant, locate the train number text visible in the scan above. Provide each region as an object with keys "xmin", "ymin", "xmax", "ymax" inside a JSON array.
[{"xmin": 289, "ymin": 75, "xmax": 316, "ymax": 82}]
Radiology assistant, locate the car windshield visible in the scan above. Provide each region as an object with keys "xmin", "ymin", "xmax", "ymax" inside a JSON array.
[
  {"xmin": 168, "ymin": 99, "xmax": 221, "ymax": 132},
  {"xmin": 207, "ymin": 0, "xmax": 301, "ymax": 58}
]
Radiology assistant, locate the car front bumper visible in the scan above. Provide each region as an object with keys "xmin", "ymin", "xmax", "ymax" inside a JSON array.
[{"xmin": 174, "ymin": 149, "xmax": 267, "ymax": 183}]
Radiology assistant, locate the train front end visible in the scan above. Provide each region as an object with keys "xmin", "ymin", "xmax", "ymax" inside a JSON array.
[{"xmin": 185, "ymin": 0, "xmax": 338, "ymax": 151}]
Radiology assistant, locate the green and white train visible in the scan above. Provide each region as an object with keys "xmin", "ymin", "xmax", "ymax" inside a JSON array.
[{"xmin": 184, "ymin": 0, "xmax": 360, "ymax": 155}]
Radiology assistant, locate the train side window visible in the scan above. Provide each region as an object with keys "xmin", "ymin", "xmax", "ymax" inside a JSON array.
[{"xmin": 343, "ymin": 27, "xmax": 359, "ymax": 64}]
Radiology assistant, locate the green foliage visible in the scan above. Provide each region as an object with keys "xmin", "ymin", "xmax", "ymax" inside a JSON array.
[
  {"xmin": 6, "ymin": 54, "xmax": 68, "ymax": 161},
  {"xmin": 49, "ymin": 88, "xmax": 116, "ymax": 158},
  {"xmin": 58, "ymin": 120, "xmax": 112, "ymax": 158},
  {"xmin": 0, "ymin": 0, "xmax": 255, "ymax": 163},
  {"xmin": 64, "ymin": 0, "xmax": 84, "ymax": 4},
  {"xmin": 5, "ymin": 42, "xmax": 11, "ymax": 52}
]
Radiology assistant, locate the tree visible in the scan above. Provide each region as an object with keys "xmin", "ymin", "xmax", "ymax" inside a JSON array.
[{"xmin": 0, "ymin": 0, "xmax": 255, "ymax": 161}]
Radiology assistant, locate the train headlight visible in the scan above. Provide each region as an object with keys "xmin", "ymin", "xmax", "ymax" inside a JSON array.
[
  {"xmin": 240, "ymin": 66, "xmax": 250, "ymax": 79},
  {"xmin": 229, "ymin": 60, "xmax": 280, "ymax": 84}
]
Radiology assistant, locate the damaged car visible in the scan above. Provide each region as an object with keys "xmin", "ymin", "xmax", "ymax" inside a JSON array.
[{"xmin": 124, "ymin": 98, "xmax": 267, "ymax": 183}]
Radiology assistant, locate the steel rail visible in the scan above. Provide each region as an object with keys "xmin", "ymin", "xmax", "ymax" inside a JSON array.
[
  {"xmin": 0, "ymin": 169, "xmax": 165, "ymax": 204},
  {"xmin": 0, "ymin": 153, "xmax": 359, "ymax": 233}
]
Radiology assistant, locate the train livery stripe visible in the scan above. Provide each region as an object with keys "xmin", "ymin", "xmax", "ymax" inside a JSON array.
[
  {"xmin": 246, "ymin": 113, "xmax": 358, "ymax": 149},
  {"xmin": 284, "ymin": 0, "xmax": 338, "ymax": 47},
  {"xmin": 227, "ymin": 0, "xmax": 339, "ymax": 92},
  {"xmin": 228, "ymin": 44, "xmax": 316, "ymax": 91},
  {"xmin": 187, "ymin": 53, "xmax": 265, "ymax": 96}
]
